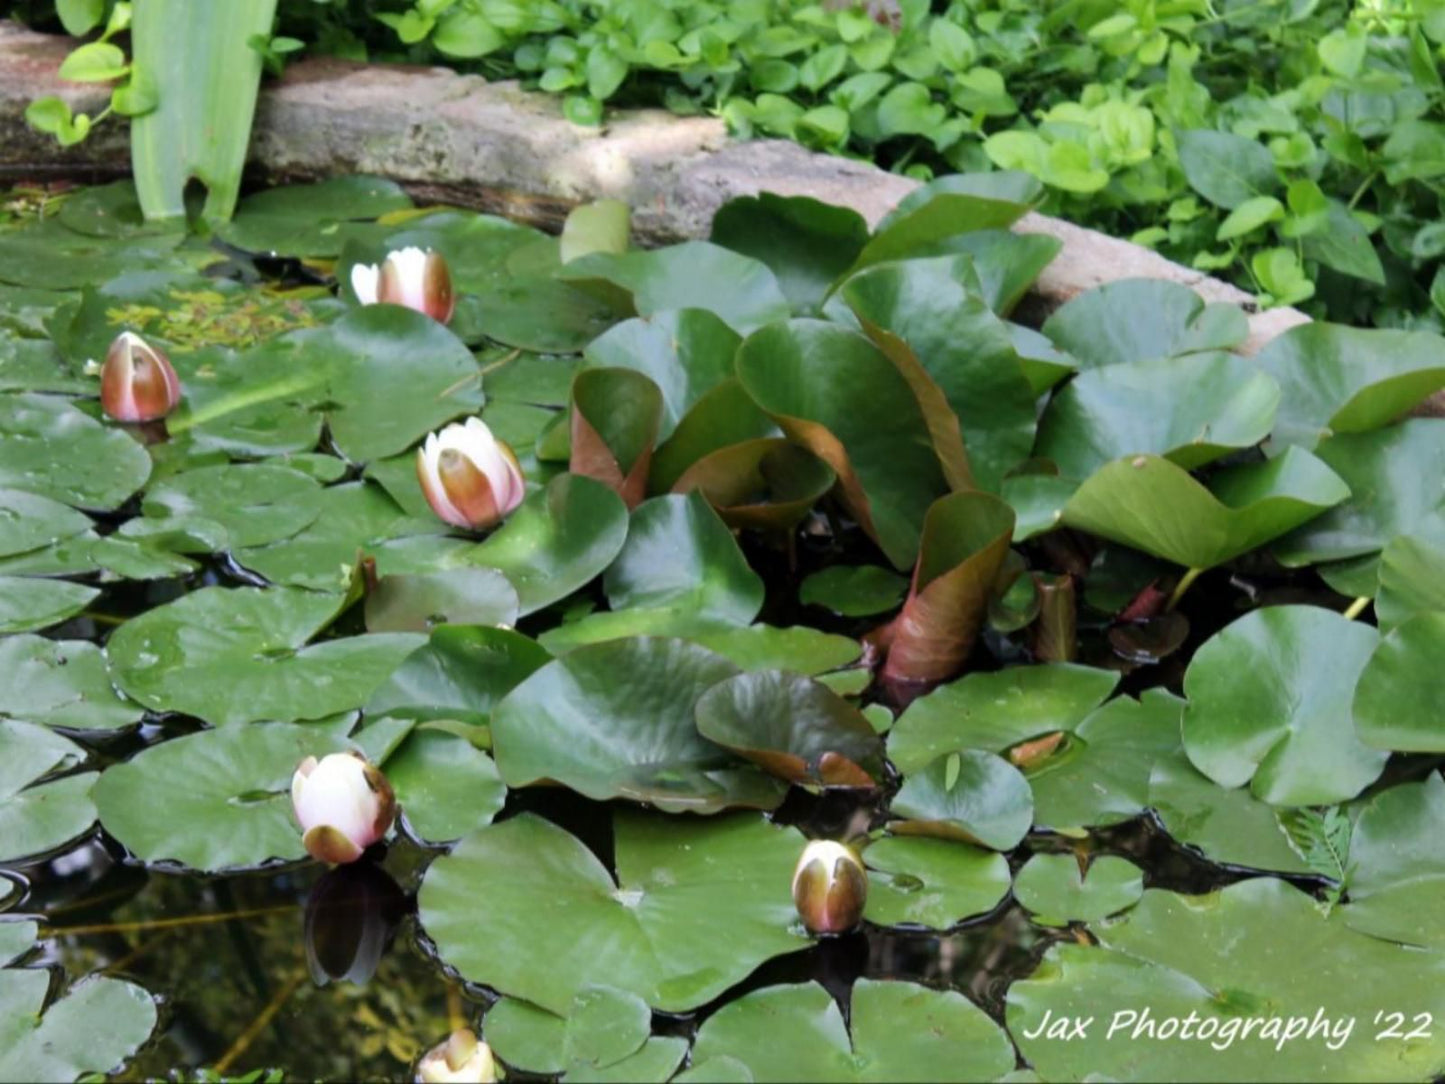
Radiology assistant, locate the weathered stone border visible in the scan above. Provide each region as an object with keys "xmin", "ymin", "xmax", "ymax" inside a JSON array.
[{"xmin": 0, "ymin": 19, "xmax": 1307, "ymax": 353}]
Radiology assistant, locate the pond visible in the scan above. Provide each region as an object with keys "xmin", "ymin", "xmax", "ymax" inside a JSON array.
[{"xmin": 2, "ymin": 171, "xmax": 1445, "ymax": 1084}]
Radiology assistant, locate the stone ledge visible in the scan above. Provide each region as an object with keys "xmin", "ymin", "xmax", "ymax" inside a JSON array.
[{"xmin": 0, "ymin": 19, "xmax": 1307, "ymax": 353}]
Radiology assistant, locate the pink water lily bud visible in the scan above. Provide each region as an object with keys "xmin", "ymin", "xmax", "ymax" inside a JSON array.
[
  {"xmin": 417, "ymin": 1029, "xmax": 496, "ymax": 1084},
  {"xmin": 100, "ymin": 331, "xmax": 181, "ymax": 423},
  {"xmin": 291, "ymin": 752, "xmax": 396, "ymax": 865},
  {"xmin": 351, "ymin": 246, "xmax": 455, "ymax": 323},
  {"xmin": 416, "ymin": 417, "xmax": 526, "ymax": 531},
  {"xmin": 792, "ymin": 839, "xmax": 867, "ymax": 935}
]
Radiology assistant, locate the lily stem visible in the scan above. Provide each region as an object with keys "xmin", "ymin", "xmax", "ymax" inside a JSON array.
[
  {"xmin": 1166, "ymin": 567, "xmax": 1204, "ymax": 612},
  {"xmin": 1342, "ymin": 596, "xmax": 1371, "ymax": 621}
]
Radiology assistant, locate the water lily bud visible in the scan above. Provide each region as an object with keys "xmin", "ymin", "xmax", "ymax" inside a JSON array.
[
  {"xmin": 100, "ymin": 331, "xmax": 181, "ymax": 423},
  {"xmin": 417, "ymin": 1029, "xmax": 495, "ymax": 1084},
  {"xmin": 416, "ymin": 417, "xmax": 525, "ymax": 531},
  {"xmin": 792, "ymin": 839, "xmax": 867, "ymax": 935},
  {"xmin": 291, "ymin": 752, "xmax": 396, "ymax": 865},
  {"xmin": 351, "ymin": 246, "xmax": 455, "ymax": 323}
]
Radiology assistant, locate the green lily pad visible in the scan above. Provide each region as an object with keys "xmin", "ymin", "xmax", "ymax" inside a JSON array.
[
  {"xmin": 735, "ymin": 319, "xmax": 949, "ymax": 569},
  {"xmin": 564, "ymin": 1037, "xmax": 688, "ymax": 1083},
  {"xmin": 0, "ymin": 333, "xmax": 86, "ymax": 394},
  {"xmin": 364, "ymin": 568, "xmax": 520, "ymax": 633},
  {"xmin": 1061, "ymin": 448, "xmax": 1349, "ymax": 571},
  {"xmin": 0, "ymin": 636, "xmax": 142, "ymax": 731},
  {"xmin": 1343, "ymin": 772, "xmax": 1445, "ymax": 948},
  {"xmin": 603, "ymin": 492, "xmax": 764, "ymax": 625},
  {"xmin": 485, "ymin": 985, "xmax": 652, "ymax": 1076},
  {"xmin": 418, "ymin": 810, "xmax": 808, "ymax": 1013},
  {"xmin": 800, "ymin": 564, "xmax": 908, "ymax": 617},
  {"xmin": 889, "ymin": 663, "xmax": 1120, "ymax": 774},
  {"xmin": 569, "ymin": 366, "xmax": 663, "ymax": 506},
  {"xmin": 582, "ymin": 309, "xmax": 742, "ymax": 441},
  {"xmin": 365, "ymin": 624, "xmax": 551, "ymax": 726},
  {"xmin": 0, "ymin": 530, "xmax": 195, "ymax": 582},
  {"xmin": 107, "ymin": 586, "xmax": 424, "ymax": 726},
  {"xmin": 387, "ymin": 725, "xmax": 505, "ymax": 845},
  {"xmin": 1009, "ymin": 323, "xmax": 1080, "ymax": 395},
  {"xmin": 710, "ymin": 193, "xmax": 869, "ymax": 314},
  {"xmin": 911, "ymin": 229, "xmax": 1061, "ymax": 316},
  {"xmin": 165, "ymin": 344, "xmax": 323, "ymax": 457},
  {"xmin": 1013, "ymin": 854, "xmax": 1144, "ymax": 926},
  {"xmin": 1182, "ymin": 605, "xmax": 1386, "ymax": 805},
  {"xmin": 650, "ymin": 379, "xmax": 780, "ymax": 493},
  {"xmin": 854, "ymin": 172, "xmax": 1038, "ymax": 271},
  {"xmin": 0, "ymin": 393, "xmax": 152, "ymax": 511},
  {"xmin": 1042, "ymin": 279, "xmax": 1248, "ymax": 369},
  {"xmin": 671, "ymin": 438, "xmax": 835, "ymax": 532},
  {"xmin": 0, "ymin": 920, "xmax": 34, "ymax": 964},
  {"xmin": 1000, "ymin": 473, "xmax": 1077, "ymax": 542},
  {"xmin": 695, "ymin": 670, "xmax": 885, "ymax": 786},
  {"xmin": 119, "ymin": 462, "xmax": 321, "ymax": 553},
  {"xmin": 94, "ymin": 722, "xmax": 353, "ymax": 871},
  {"xmin": 491, "ymin": 637, "xmax": 785, "ymax": 813},
  {"xmin": 891, "ymin": 750, "xmax": 1034, "ymax": 850},
  {"xmin": 1376, "ymin": 526, "xmax": 1445, "ymax": 631},
  {"xmin": 691, "ymin": 978, "xmax": 1016, "ymax": 1082},
  {"xmin": 471, "ymin": 274, "xmax": 623, "ymax": 353},
  {"xmin": 0, "ymin": 969, "xmax": 156, "ymax": 1082},
  {"xmin": 0, "ymin": 720, "xmax": 97, "ymax": 863},
  {"xmin": 1353, "ymin": 612, "xmax": 1445, "ymax": 752},
  {"xmin": 484, "ymin": 351, "xmax": 579, "ymax": 408},
  {"xmin": 218, "ymin": 176, "xmax": 414, "ymax": 257},
  {"xmin": 0, "ymin": 217, "xmax": 186, "ymax": 290},
  {"xmin": 1259, "ymin": 323, "xmax": 1445, "ymax": 449},
  {"xmin": 0, "ymin": 575, "xmax": 98, "ymax": 634},
  {"xmin": 1007, "ymin": 877, "xmax": 1445, "ymax": 1082},
  {"xmin": 336, "ymin": 209, "xmax": 547, "ymax": 297},
  {"xmin": 1036, "ymin": 352, "xmax": 1279, "ymax": 477},
  {"xmin": 459, "ymin": 473, "xmax": 629, "ymax": 616},
  {"xmin": 56, "ymin": 180, "xmax": 171, "ymax": 239},
  {"xmin": 863, "ymin": 835, "xmax": 1011, "ymax": 929}
]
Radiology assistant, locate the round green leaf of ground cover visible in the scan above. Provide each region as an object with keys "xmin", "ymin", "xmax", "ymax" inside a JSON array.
[
  {"xmin": 1007, "ymin": 878, "xmax": 1445, "ymax": 1083},
  {"xmin": 1036, "ymin": 352, "xmax": 1279, "ymax": 477},
  {"xmin": 460, "ymin": 473, "xmax": 629, "ymax": 616},
  {"xmin": 736, "ymin": 319, "xmax": 949, "ymax": 569},
  {"xmin": 582, "ymin": 309, "xmax": 741, "ymax": 441},
  {"xmin": 604, "ymin": 492, "xmax": 764, "ymax": 625},
  {"xmin": 800, "ymin": 564, "xmax": 908, "ymax": 616},
  {"xmin": 0, "ymin": 488, "xmax": 91, "ymax": 559},
  {"xmin": 1273, "ymin": 419, "xmax": 1445, "ymax": 566},
  {"xmin": 1183, "ymin": 605, "xmax": 1385, "ymax": 805},
  {"xmin": 387, "ymin": 726, "xmax": 505, "ymax": 844},
  {"xmin": 121, "ymin": 462, "xmax": 321, "ymax": 554},
  {"xmin": 364, "ymin": 568, "xmax": 520, "ymax": 633},
  {"xmin": 1061, "ymin": 448, "xmax": 1349, "ymax": 571},
  {"xmin": 218, "ymin": 176, "xmax": 414, "ymax": 257},
  {"xmin": 419, "ymin": 810, "xmax": 808, "ymax": 1014},
  {"xmin": 889, "ymin": 663, "xmax": 1120, "ymax": 774},
  {"xmin": 1354, "ymin": 612, "xmax": 1445, "ymax": 752},
  {"xmin": 863, "ymin": 836, "xmax": 1010, "ymax": 929},
  {"xmin": 0, "ymin": 393, "xmax": 152, "ymax": 510},
  {"xmin": 695, "ymin": 670, "xmax": 885, "ymax": 786},
  {"xmin": 365, "ymin": 625, "xmax": 551, "ymax": 725},
  {"xmin": 1148, "ymin": 752, "xmax": 1312, "ymax": 874},
  {"xmin": 0, "ymin": 970, "xmax": 156, "ymax": 1083},
  {"xmin": 107, "ymin": 586, "xmax": 424, "ymax": 726},
  {"xmin": 562, "ymin": 242, "xmax": 790, "ymax": 334},
  {"xmin": 491, "ymin": 637, "xmax": 786, "ymax": 813},
  {"xmin": 1343, "ymin": 772, "xmax": 1445, "ymax": 947},
  {"xmin": 892, "ymin": 750, "xmax": 1033, "ymax": 850},
  {"xmin": 0, "ymin": 576, "xmax": 97, "ymax": 634},
  {"xmin": 1014, "ymin": 854, "xmax": 1144, "ymax": 926},
  {"xmin": 1261, "ymin": 322, "xmax": 1445, "ymax": 447},
  {"xmin": 95, "ymin": 723, "xmax": 352, "ymax": 871},
  {"xmin": 0, "ymin": 636, "xmax": 142, "ymax": 731},
  {"xmin": 710, "ymin": 193, "xmax": 869, "ymax": 313},
  {"xmin": 1041, "ymin": 279, "xmax": 1248, "ymax": 370},
  {"xmin": 691, "ymin": 978, "xmax": 1015, "ymax": 1082},
  {"xmin": 0, "ymin": 720, "xmax": 98, "ymax": 863}
]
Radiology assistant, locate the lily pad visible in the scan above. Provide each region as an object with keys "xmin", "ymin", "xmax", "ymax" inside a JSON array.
[
  {"xmin": 471, "ymin": 275, "xmax": 622, "ymax": 353},
  {"xmin": 690, "ymin": 978, "xmax": 1016, "ymax": 1082},
  {"xmin": 1007, "ymin": 877, "xmax": 1445, "ymax": 1082},
  {"xmin": 107, "ymin": 585, "xmax": 424, "ymax": 726},
  {"xmin": 418, "ymin": 810, "xmax": 808, "ymax": 1013},
  {"xmin": 0, "ymin": 575, "xmax": 98, "ymax": 634},
  {"xmin": 672, "ymin": 438, "xmax": 836, "ymax": 531},
  {"xmin": 863, "ymin": 836, "xmax": 1011, "ymax": 929},
  {"xmin": 1013, "ymin": 854, "xmax": 1144, "ymax": 926},
  {"xmin": 0, "ymin": 218, "xmax": 186, "ymax": 290},
  {"xmin": 364, "ymin": 568, "xmax": 520, "ymax": 633},
  {"xmin": 0, "ymin": 720, "xmax": 97, "ymax": 863},
  {"xmin": 365, "ymin": 625, "xmax": 550, "ymax": 726},
  {"xmin": 1041, "ymin": 279, "xmax": 1248, "ymax": 369},
  {"xmin": 0, "ymin": 488, "xmax": 91, "ymax": 560},
  {"xmin": 682, "ymin": 623, "xmax": 860, "ymax": 675},
  {"xmin": 569, "ymin": 367, "xmax": 664, "ymax": 508},
  {"xmin": 1376, "ymin": 526, "xmax": 1445, "ymax": 631},
  {"xmin": 912, "ymin": 229, "xmax": 1061, "ymax": 316},
  {"xmin": 0, "ymin": 636, "xmax": 142, "ymax": 731},
  {"xmin": 387, "ymin": 725, "xmax": 506, "ymax": 845},
  {"xmin": 0, "ymin": 393, "xmax": 152, "ymax": 511},
  {"xmin": 1343, "ymin": 772, "xmax": 1445, "ymax": 948},
  {"xmin": 800, "ymin": 564, "xmax": 908, "ymax": 617},
  {"xmin": 650, "ymin": 380, "xmax": 780, "ymax": 493},
  {"xmin": 485, "ymin": 985, "xmax": 653, "ymax": 1076},
  {"xmin": 218, "ymin": 176, "xmax": 414, "ymax": 257},
  {"xmin": 0, "ymin": 969, "xmax": 157, "ymax": 1082},
  {"xmin": 120, "ymin": 462, "xmax": 321, "ymax": 553},
  {"xmin": 1353, "ymin": 612, "xmax": 1445, "ymax": 752},
  {"xmin": 891, "ymin": 750, "xmax": 1034, "ymax": 850},
  {"xmin": 0, "ymin": 333, "xmax": 86, "ymax": 394},
  {"xmin": 710, "ymin": 193, "xmax": 869, "ymax": 314},
  {"xmin": 1182, "ymin": 605, "xmax": 1386, "ymax": 805},
  {"xmin": 94, "ymin": 722, "xmax": 353, "ymax": 871},
  {"xmin": 854, "ymin": 172, "xmax": 1037, "ymax": 271}
]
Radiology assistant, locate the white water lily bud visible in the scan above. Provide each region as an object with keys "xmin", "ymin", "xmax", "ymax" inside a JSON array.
[
  {"xmin": 100, "ymin": 331, "xmax": 181, "ymax": 423},
  {"xmin": 416, "ymin": 417, "xmax": 526, "ymax": 530},
  {"xmin": 291, "ymin": 752, "xmax": 396, "ymax": 865},
  {"xmin": 350, "ymin": 246, "xmax": 455, "ymax": 323},
  {"xmin": 417, "ymin": 1029, "xmax": 496, "ymax": 1084},
  {"xmin": 791, "ymin": 839, "xmax": 867, "ymax": 935}
]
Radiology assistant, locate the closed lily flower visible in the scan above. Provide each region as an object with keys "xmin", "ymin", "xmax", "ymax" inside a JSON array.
[
  {"xmin": 792, "ymin": 839, "xmax": 867, "ymax": 935},
  {"xmin": 291, "ymin": 752, "xmax": 396, "ymax": 865},
  {"xmin": 417, "ymin": 417, "xmax": 525, "ymax": 531},
  {"xmin": 100, "ymin": 331, "xmax": 181, "ymax": 423},
  {"xmin": 417, "ymin": 1030, "xmax": 496, "ymax": 1084},
  {"xmin": 351, "ymin": 246, "xmax": 455, "ymax": 323}
]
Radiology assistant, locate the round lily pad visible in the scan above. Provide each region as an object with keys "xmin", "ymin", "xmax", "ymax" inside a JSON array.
[
  {"xmin": 0, "ymin": 487, "xmax": 92, "ymax": 559},
  {"xmin": 1353, "ymin": 612, "xmax": 1445, "ymax": 752},
  {"xmin": 799, "ymin": 564, "xmax": 909, "ymax": 617},
  {"xmin": 387, "ymin": 725, "xmax": 505, "ymax": 845},
  {"xmin": 0, "ymin": 970, "xmax": 156, "ymax": 1082},
  {"xmin": 863, "ymin": 835, "xmax": 1011, "ymax": 929},
  {"xmin": 0, "ymin": 720, "xmax": 98, "ymax": 863},
  {"xmin": 365, "ymin": 625, "xmax": 551, "ymax": 726},
  {"xmin": 485, "ymin": 985, "xmax": 653, "ymax": 1076},
  {"xmin": 0, "ymin": 636, "xmax": 142, "ymax": 731},
  {"xmin": 218, "ymin": 176, "xmax": 414, "ymax": 258},
  {"xmin": 0, "ymin": 575, "xmax": 97, "ymax": 634},
  {"xmin": 891, "ymin": 750, "xmax": 1034, "ymax": 850},
  {"xmin": 1041, "ymin": 278, "xmax": 1247, "ymax": 369},
  {"xmin": 1013, "ymin": 854, "xmax": 1144, "ymax": 926},
  {"xmin": 121, "ymin": 462, "xmax": 322, "ymax": 553},
  {"xmin": 1343, "ymin": 772, "xmax": 1445, "ymax": 948},
  {"xmin": 0, "ymin": 393, "xmax": 152, "ymax": 511},
  {"xmin": 363, "ymin": 568, "xmax": 520, "ymax": 633}
]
